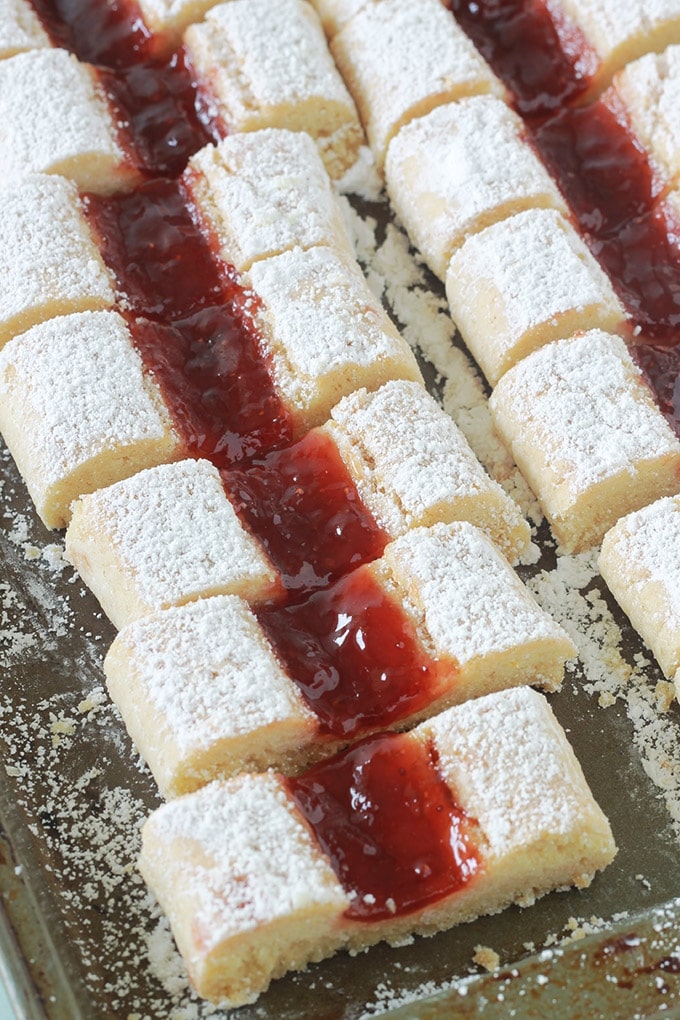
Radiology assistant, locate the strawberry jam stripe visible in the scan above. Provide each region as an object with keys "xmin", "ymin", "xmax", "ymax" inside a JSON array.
[
  {"xmin": 450, "ymin": 0, "xmax": 680, "ymax": 431},
  {"xmin": 29, "ymin": 0, "xmax": 215, "ymax": 175},
  {"xmin": 287, "ymin": 731, "xmax": 480, "ymax": 921},
  {"xmin": 258, "ymin": 567, "xmax": 450, "ymax": 738}
]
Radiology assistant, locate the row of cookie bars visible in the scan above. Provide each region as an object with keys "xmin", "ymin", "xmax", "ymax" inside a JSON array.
[{"xmin": 0, "ymin": 0, "xmax": 617, "ymax": 1009}]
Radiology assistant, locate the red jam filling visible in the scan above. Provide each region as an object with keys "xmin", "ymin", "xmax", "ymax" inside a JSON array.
[
  {"xmin": 258, "ymin": 567, "xmax": 449, "ymax": 738},
  {"xmin": 30, "ymin": 0, "xmax": 215, "ymax": 176},
  {"xmin": 287, "ymin": 732, "xmax": 480, "ymax": 921},
  {"xmin": 223, "ymin": 430, "xmax": 389, "ymax": 596}
]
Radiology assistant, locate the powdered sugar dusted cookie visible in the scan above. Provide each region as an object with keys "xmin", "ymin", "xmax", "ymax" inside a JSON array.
[
  {"xmin": 139, "ymin": 687, "xmax": 615, "ymax": 1005},
  {"xmin": 446, "ymin": 208, "xmax": 628, "ymax": 386},
  {"xmin": 331, "ymin": 0, "xmax": 504, "ymax": 167},
  {"xmin": 326, "ymin": 380, "xmax": 530, "ymax": 561},
  {"xmin": 104, "ymin": 522, "xmax": 571, "ymax": 794},
  {"xmin": 385, "ymin": 96, "xmax": 567, "ymax": 280},
  {"xmin": 0, "ymin": 174, "xmax": 115, "ymax": 349},
  {"xmin": 0, "ymin": 311, "xmax": 182, "ymax": 529},
  {"xmin": 184, "ymin": 0, "xmax": 364, "ymax": 179},
  {"xmin": 599, "ymin": 495, "xmax": 680, "ymax": 678},
  {"xmin": 187, "ymin": 130, "xmax": 353, "ymax": 273},
  {"xmin": 555, "ymin": 0, "xmax": 680, "ymax": 89},
  {"xmin": 0, "ymin": 0, "xmax": 50, "ymax": 59},
  {"xmin": 490, "ymin": 330, "xmax": 680, "ymax": 552},
  {"xmin": 65, "ymin": 459, "xmax": 280, "ymax": 629},
  {"xmin": 246, "ymin": 245, "xmax": 422, "ymax": 433},
  {"xmin": 0, "ymin": 48, "xmax": 136, "ymax": 193},
  {"xmin": 607, "ymin": 45, "xmax": 680, "ymax": 187}
]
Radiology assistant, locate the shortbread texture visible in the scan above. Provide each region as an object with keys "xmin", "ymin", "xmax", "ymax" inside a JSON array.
[
  {"xmin": 187, "ymin": 130, "xmax": 353, "ymax": 273},
  {"xmin": 326, "ymin": 380, "xmax": 530, "ymax": 561},
  {"xmin": 184, "ymin": 0, "xmax": 364, "ymax": 178},
  {"xmin": 246, "ymin": 246, "xmax": 422, "ymax": 433},
  {"xmin": 0, "ymin": 48, "xmax": 135, "ymax": 193},
  {"xmin": 446, "ymin": 208, "xmax": 628, "ymax": 386},
  {"xmin": 65, "ymin": 459, "xmax": 280, "ymax": 629},
  {"xmin": 0, "ymin": 174, "xmax": 115, "ymax": 349},
  {"xmin": 490, "ymin": 330, "xmax": 680, "ymax": 552},
  {"xmin": 0, "ymin": 0, "xmax": 50, "ymax": 58},
  {"xmin": 139, "ymin": 688, "xmax": 615, "ymax": 1006},
  {"xmin": 331, "ymin": 0, "xmax": 504, "ymax": 166},
  {"xmin": 599, "ymin": 496, "xmax": 680, "ymax": 678},
  {"xmin": 0, "ymin": 311, "xmax": 182, "ymax": 529},
  {"xmin": 385, "ymin": 96, "xmax": 567, "ymax": 281}
]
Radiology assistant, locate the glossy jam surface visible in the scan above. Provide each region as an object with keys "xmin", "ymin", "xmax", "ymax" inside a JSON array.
[
  {"xmin": 223, "ymin": 431, "xmax": 389, "ymax": 596},
  {"xmin": 31, "ymin": 0, "xmax": 214, "ymax": 175},
  {"xmin": 258, "ymin": 567, "xmax": 448, "ymax": 737},
  {"xmin": 449, "ymin": 0, "xmax": 596, "ymax": 119},
  {"xmin": 288, "ymin": 732, "xmax": 480, "ymax": 920}
]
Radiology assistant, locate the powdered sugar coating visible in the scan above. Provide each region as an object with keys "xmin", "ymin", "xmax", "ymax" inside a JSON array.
[
  {"xmin": 446, "ymin": 207, "xmax": 627, "ymax": 385},
  {"xmin": 385, "ymin": 96, "xmax": 567, "ymax": 280},
  {"xmin": 308, "ymin": 0, "xmax": 367, "ymax": 35},
  {"xmin": 0, "ymin": 310, "xmax": 179, "ymax": 526},
  {"xmin": 383, "ymin": 522, "xmax": 574, "ymax": 664},
  {"xmin": 0, "ymin": 0, "xmax": 50, "ymax": 58},
  {"xmin": 188, "ymin": 130, "xmax": 352, "ymax": 272},
  {"xmin": 332, "ymin": 0, "xmax": 503, "ymax": 163},
  {"xmin": 328, "ymin": 380, "xmax": 529, "ymax": 557},
  {"xmin": 0, "ymin": 174, "xmax": 115, "ymax": 347},
  {"xmin": 247, "ymin": 246, "xmax": 421, "ymax": 428},
  {"xmin": 68, "ymin": 459, "xmax": 278, "ymax": 615},
  {"xmin": 611, "ymin": 46, "xmax": 680, "ymax": 185},
  {"xmin": 0, "ymin": 49, "xmax": 128, "ymax": 192}
]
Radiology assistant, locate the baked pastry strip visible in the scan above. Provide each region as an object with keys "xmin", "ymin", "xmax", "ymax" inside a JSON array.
[
  {"xmin": 446, "ymin": 207, "xmax": 629, "ymax": 387},
  {"xmin": 606, "ymin": 45, "xmax": 680, "ymax": 189},
  {"xmin": 138, "ymin": 686, "xmax": 615, "ymax": 1005},
  {"xmin": 104, "ymin": 521, "xmax": 572, "ymax": 795},
  {"xmin": 553, "ymin": 0, "xmax": 680, "ymax": 92},
  {"xmin": 330, "ymin": 0, "xmax": 504, "ymax": 168},
  {"xmin": 599, "ymin": 496, "xmax": 680, "ymax": 679},
  {"xmin": 0, "ymin": 48, "xmax": 138, "ymax": 193},
  {"xmin": 0, "ymin": 310, "xmax": 183, "ymax": 530},
  {"xmin": 489, "ymin": 330, "xmax": 680, "ymax": 553},
  {"xmin": 183, "ymin": 0, "xmax": 364, "ymax": 179},
  {"xmin": 0, "ymin": 0, "xmax": 50, "ymax": 59},
  {"xmin": 64, "ymin": 381, "xmax": 529, "ymax": 627},
  {"xmin": 0, "ymin": 174, "xmax": 115, "ymax": 350},
  {"xmin": 186, "ymin": 129, "xmax": 354, "ymax": 274},
  {"xmin": 384, "ymin": 96, "xmax": 568, "ymax": 281}
]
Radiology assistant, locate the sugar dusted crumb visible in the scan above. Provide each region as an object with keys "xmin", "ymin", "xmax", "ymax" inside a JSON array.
[
  {"xmin": 473, "ymin": 945, "xmax": 500, "ymax": 972},
  {"xmin": 655, "ymin": 681, "xmax": 676, "ymax": 713}
]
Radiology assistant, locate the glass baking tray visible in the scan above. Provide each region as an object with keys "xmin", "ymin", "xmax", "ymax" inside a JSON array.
[{"xmin": 2, "ymin": 192, "xmax": 680, "ymax": 1020}]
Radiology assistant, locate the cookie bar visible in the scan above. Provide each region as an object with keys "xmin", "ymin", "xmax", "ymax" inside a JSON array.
[
  {"xmin": 384, "ymin": 96, "xmax": 568, "ymax": 281},
  {"xmin": 326, "ymin": 380, "xmax": 530, "ymax": 562},
  {"xmin": 0, "ymin": 174, "xmax": 115, "ymax": 350},
  {"xmin": 599, "ymin": 496, "xmax": 680, "ymax": 678},
  {"xmin": 0, "ymin": 48, "xmax": 137, "ymax": 193},
  {"xmin": 0, "ymin": 311, "xmax": 182, "ymax": 529},
  {"xmin": 245, "ymin": 245, "xmax": 422, "ymax": 434},
  {"xmin": 0, "ymin": 0, "xmax": 50, "ymax": 59},
  {"xmin": 606, "ymin": 45, "xmax": 680, "ymax": 188},
  {"xmin": 554, "ymin": 0, "xmax": 680, "ymax": 90},
  {"xmin": 184, "ymin": 0, "xmax": 364, "ymax": 179},
  {"xmin": 104, "ymin": 521, "xmax": 572, "ymax": 794},
  {"xmin": 65, "ymin": 459, "xmax": 280, "ymax": 629},
  {"xmin": 330, "ymin": 0, "xmax": 504, "ymax": 167},
  {"xmin": 139, "ymin": 687, "xmax": 615, "ymax": 1005},
  {"xmin": 186, "ymin": 130, "xmax": 353, "ymax": 273},
  {"xmin": 489, "ymin": 330, "xmax": 680, "ymax": 553},
  {"xmin": 446, "ymin": 208, "xmax": 628, "ymax": 386},
  {"xmin": 308, "ymin": 0, "xmax": 368, "ymax": 36}
]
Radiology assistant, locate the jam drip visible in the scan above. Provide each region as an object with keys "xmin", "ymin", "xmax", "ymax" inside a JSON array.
[
  {"xmin": 287, "ymin": 732, "xmax": 480, "ymax": 921},
  {"xmin": 258, "ymin": 567, "xmax": 448, "ymax": 737},
  {"xmin": 85, "ymin": 178, "xmax": 294, "ymax": 465},
  {"xmin": 30, "ymin": 0, "xmax": 214, "ymax": 176},
  {"xmin": 223, "ymin": 431, "xmax": 389, "ymax": 596}
]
